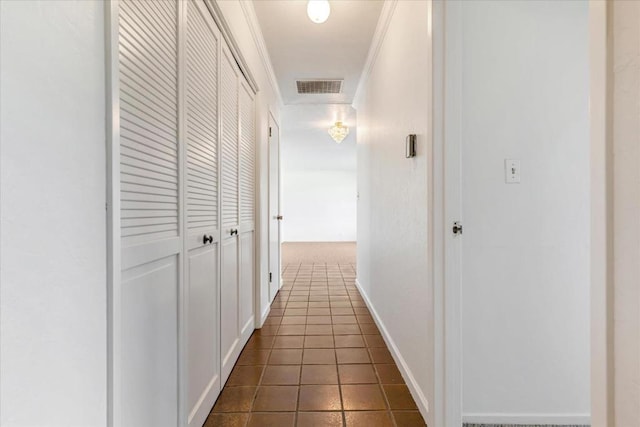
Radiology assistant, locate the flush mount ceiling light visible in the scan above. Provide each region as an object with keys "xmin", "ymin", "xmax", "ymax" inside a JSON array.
[
  {"xmin": 307, "ymin": 0, "xmax": 330, "ymax": 24},
  {"xmin": 328, "ymin": 121, "xmax": 349, "ymax": 144}
]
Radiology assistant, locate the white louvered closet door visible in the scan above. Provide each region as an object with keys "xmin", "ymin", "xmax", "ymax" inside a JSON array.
[
  {"xmin": 117, "ymin": 0, "xmax": 180, "ymax": 425},
  {"xmin": 238, "ymin": 82, "xmax": 256, "ymax": 341},
  {"xmin": 183, "ymin": 1, "xmax": 222, "ymax": 426},
  {"xmin": 220, "ymin": 44, "xmax": 241, "ymax": 384}
]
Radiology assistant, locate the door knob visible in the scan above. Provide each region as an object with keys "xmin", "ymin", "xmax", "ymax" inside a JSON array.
[
  {"xmin": 452, "ymin": 222, "xmax": 463, "ymax": 235},
  {"xmin": 202, "ymin": 235, "xmax": 213, "ymax": 244},
  {"xmin": 276, "ymin": 215, "xmax": 283, "ymax": 220},
  {"xmin": 230, "ymin": 229, "xmax": 238, "ymax": 236}
]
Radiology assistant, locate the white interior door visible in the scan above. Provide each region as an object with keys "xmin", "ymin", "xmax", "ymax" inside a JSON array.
[
  {"xmin": 220, "ymin": 45, "xmax": 241, "ymax": 384},
  {"xmin": 117, "ymin": 1, "xmax": 180, "ymax": 425},
  {"xmin": 183, "ymin": 1, "xmax": 221, "ymax": 425},
  {"xmin": 268, "ymin": 116, "xmax": 281, "ymax": 301},
  {"xmin": 238, "ymin": 82, "xmax": 256, "ymax": 340}
]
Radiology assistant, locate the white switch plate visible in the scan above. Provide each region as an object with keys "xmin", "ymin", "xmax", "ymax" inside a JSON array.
[{"xmin": 505, "ymin": 159, "xmax": 520, "ymax": 183}]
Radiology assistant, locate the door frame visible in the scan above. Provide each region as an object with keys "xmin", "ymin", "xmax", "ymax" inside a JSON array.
[
  {"xmin": 267, "ymin": 111, "xmax": 281, "ymax": 302},
  {"xmin": 434, "ymin": 1, "xmax": 610, "ymax": 425}
]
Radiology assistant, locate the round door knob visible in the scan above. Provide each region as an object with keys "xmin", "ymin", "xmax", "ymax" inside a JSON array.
[
  {"xmin": 202, "ymin": 235, "xmax": 213, "ymax": 244},
  {"xmin": 230, "ymin": 229, "xmax": 238, "ymax": 236},
  {"xmin": 276, "ymin": 215, "xmax": 283, "ymax": 220}
]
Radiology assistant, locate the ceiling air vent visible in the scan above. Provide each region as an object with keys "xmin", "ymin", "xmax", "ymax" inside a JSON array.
[{"xmin": 296, "ymin": 79, "xmax": 343, "ymax": 94}]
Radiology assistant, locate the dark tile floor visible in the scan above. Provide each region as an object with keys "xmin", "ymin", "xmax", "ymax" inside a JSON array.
[{"xmin": 204, "ymin": 263, "xmax": 427, "ymax": 427}]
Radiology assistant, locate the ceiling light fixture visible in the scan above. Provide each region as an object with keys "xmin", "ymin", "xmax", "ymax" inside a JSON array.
[
  {"xmin": 307, "ymin": 0, "xmax": 330, "ymax": 24},
  {"xmin": 328, "ymin": 121, "xmax": 349, "ymax": 144}
]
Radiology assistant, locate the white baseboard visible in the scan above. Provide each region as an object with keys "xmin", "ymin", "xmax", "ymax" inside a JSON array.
[
  {"xmin": 259, "ymin": 304, "xmax": 270, "ymax": 328},
  {"xmin": 462, "ymin": 413, "xmax": 591, "ymax": 425},
  {"xmin": 355, "ymin": 278, "xmax": 430, "ymax": 420}
]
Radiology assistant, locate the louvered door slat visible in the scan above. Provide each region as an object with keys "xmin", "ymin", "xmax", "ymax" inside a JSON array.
[
  {"xmin": 239, "ymin": 85, "xmax": 255, "ymax": 225},
  {"xmin": 185, "ymin": 0, "xmax": 218, "ymax": 233},
  {"xmin": 119, "ymin": 0, "xmax": 178, "ymax": 245},
  {"xmin": 221, "ymin": 50, "xmax": 239, "ymax": 229}
]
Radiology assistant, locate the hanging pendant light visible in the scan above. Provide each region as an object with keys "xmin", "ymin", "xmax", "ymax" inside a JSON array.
[
  {"xmin": 328, "ymin": 121, "xmax": 349, "ymax": 144},
  {"xmin": 307, "ymin": 0, "xmax": 330, "ymax": 24}
]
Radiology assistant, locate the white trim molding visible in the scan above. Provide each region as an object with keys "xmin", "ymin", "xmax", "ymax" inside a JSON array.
[
  {"xmin": 462, "ymin": 413, "xmax": 591, "ymax": 425},
  {"xmin": 355, "ymin": 279, "xmax": 430, "ymax": 420},
  {"xmin": 239, "ymin": 0, "xmax": 284, "ymax": 107},
  {"xmin": 352, "ymin": 0, "xmax": 398, "ymax": 107}
]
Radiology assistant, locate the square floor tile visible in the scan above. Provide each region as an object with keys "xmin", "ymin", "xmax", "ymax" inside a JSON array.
[
  {"xmin": 268, "ymin": 349, "xmax": 303, "ymax": 365},
  {"xmin": 338, "ymin": 364, "xmax": 378, "ymax": 384},
  {"xmin": 369, "ymin": 348, "xmax": 394, "ymax": 364},
  {"xmin": 296, "ymin": 412, "xmax": 343, "ymax": 427},
  {"xmin": 278, "ymin": 325, "xmax": 306, "ymax": 336},
  {"xmin": 341, "ymin": 385, "xmax": 387, "ymax": 410},
  {"xmin": 237, "ymin": 349, "xmax": 270, "ymax": 365},
  {"xmin": 272, "ymin": 335, "xmax": 304, "ymax": 349},
  {"xmin": 336, "ymin": 348, "xmax": 370, "ymax": 364},
  {"xmin": 226, "ymin": 365, "xmax": 264, "ymax": 386},
  {"xmin": 204, "ymin": 412, "xmax": 250, "ymax": 427},
  {"xmin": 331, "ymin": 307, "xmax": 355, "ymax": 315},
  {"xmin": 304, "ymin": 335, "xmax": 334, "ymax": 349},
  {"xmin": 301, "ymin": 364, "xmax": 338, "ymax": 385},
  {"xmin": 344, "ymin": 411, "xmax": 394, "ymax": 427},
  {"xmin": 306, "ymin": 315, "xmax": 331, "ymax": 325},
  {"xmin": 261, "ymin": 365, "xmax": 300, "ymax": 385},
  {"xmin": 253, "ymin": 386, "xmax": 299, "ymax": 412},
  {"xmin": 284, "ymin": 308, "xmax": 308, "ymax": 316},
  {"xmin": 212, "ymin": 386, "xmax": 257, "ymax": 412},
  {"xmin": 248, "ymin": 412, "xmax": 295, "ymax": 427},
  {"xmin": 303, "ymin": 348, "xmax": 336, "ymax": 364},
  {"xmin": 332, "ymin": 324, "xmax": 361, "ymax": 335},
  {"xmin": 332, "ymin": 315, "xmax": 358, "ymax": 324},
  {"xmin": 363, "ymin": 335, "xmax": 386, "ymax": 348},
  {"xmin": 309, "ymin": 302, "xmax": 330, "ymax": 308},
  {"xmin": 307, "ymin": 308, "xmax": 331, "ymax": 316},
  {"xmin": 334, "ymin": 335, "xmax": 365, "ymax": 348},
  {"xmin": 305, "ymin": 324, "xmax": 333, "ymax": 335},
  {"xmin": 383, "ymin": 385, "xmax": 418, "ymax": 410},
  {"xmin": 245, "ymin": 335, "xmax": 276, "ymax": 350},
  {"xmin": 298, "ymin": 385, "xmax": 342, "ymax": 411},
  {"xmin": 357, "ymin": 315, "xmax": 375, "ymax": 324},
  {"xmin": 392, "ymin": 411, "xmax": 427, "ymax": 426},
  {"xmin": 375, "ymin": 364, "xmax": 404, "ymax": 384},
  {"xmin": 281, "ymin": 316, "xmax": 307, "ymax": 325}
]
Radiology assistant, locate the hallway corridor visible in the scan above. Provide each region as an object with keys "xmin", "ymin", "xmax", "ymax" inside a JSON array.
[{"xmin": 204, "ymin": 258, "xmax": 426, "ymax": 426}]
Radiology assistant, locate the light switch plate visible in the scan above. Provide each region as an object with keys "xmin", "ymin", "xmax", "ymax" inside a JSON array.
[{"xmin": 505, "ymin": 159, "xmax": 520, "ymax": 183}]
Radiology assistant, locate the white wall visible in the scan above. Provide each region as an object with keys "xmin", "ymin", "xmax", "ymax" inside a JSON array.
[
  {"xmin": 355, "ymin": 1, "xmax": 434, "ymax": 424},
  {"xmin": 282, "ymin": 105, "xmax": 357, "ymax": 242},
  {"xmin": 611, "ymin": 2, "xmax": 640, "ymax": 426},
  {"xmin": 450, "ymin": 1, "xmax": 590, "ymax": 424},
  {"xmin": 0, "ymin": 1, "xmax": 107, "ymax": 425},
  {"xmin": 215, "ymin": 0, "xmax": 282, "ymax": 322}
]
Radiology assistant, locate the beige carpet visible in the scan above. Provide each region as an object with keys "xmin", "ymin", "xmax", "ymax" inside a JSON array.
[{"xmin": 281, "ymin": 242, "xmax": 356, "ymax": 266}]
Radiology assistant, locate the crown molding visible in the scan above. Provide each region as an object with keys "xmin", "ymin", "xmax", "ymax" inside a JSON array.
[
  {"xmin": 352, "ymin": 0, "xmax": 398, "ymax": 108},
  {"xmin": 239, "ymin": 0, "xmax": 284, "ymax": 107}
]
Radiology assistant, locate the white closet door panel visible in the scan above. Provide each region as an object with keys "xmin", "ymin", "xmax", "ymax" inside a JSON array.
[
  {"xmin": 184, "ymin": 1, "xmax": 221, "ymax": 425},
  {"xmin": 121, "ymin": 256, "xmax": 178, "ymax": 427},
  {"xmin": 119, "ymin": 0, "xmax": 179, "ymax": 248},
  {"xmin": 239, "ymin": 231, "xmax": 255, "ymax": 338},
  {"xmin": 117, "ymin": 1, "xmax": 180, "ymax": 425},
  {"xmin": 220, "ymin": 237, "xmax": 240, "ymax": 383},
  {"xmin": 185, "ymin": 0, "xmax": 218, "ymax": 235},
  {"xmin": 239, "ymin": 84, "xmax": 255, "ymax": 227},
  {"xmin": 220, "ymin": 49, "xmax": 239, "ymax": 230},
  {"xmin": 186, "ymin": 244, "xmax": 219, "ymax": 425}
]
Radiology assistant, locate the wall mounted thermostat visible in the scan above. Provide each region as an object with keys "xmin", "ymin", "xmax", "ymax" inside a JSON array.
[
  {"xmin": 406, "ymin": 134, "xmax": 417, "ymax": 158},
  {"xmin": 505, "ymin": 159, "xmax": 521, "ymax": 183}
]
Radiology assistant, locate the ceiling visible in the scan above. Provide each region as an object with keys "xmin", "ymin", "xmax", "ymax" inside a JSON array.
[{"xmin": 253, "ymin": 0, "xmax": 384, "ymax": 105}]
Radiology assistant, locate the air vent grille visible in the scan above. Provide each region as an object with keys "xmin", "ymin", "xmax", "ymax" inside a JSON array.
[{"xmin": 296, "ymin": 80, "xmax": 343, "ymax": 94}]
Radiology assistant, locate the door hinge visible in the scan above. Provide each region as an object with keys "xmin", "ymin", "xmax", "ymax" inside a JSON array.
[
  {"xmin": 452, "ymin": 221, "xmax": 463, "ymax": 235},
  {"xmin": 269, "ymin": 127, "xmax": 272, "ymax": 137},
  {"xmin": 269, "ymin": 272, "xmax": 273, "ymax": 283}
]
